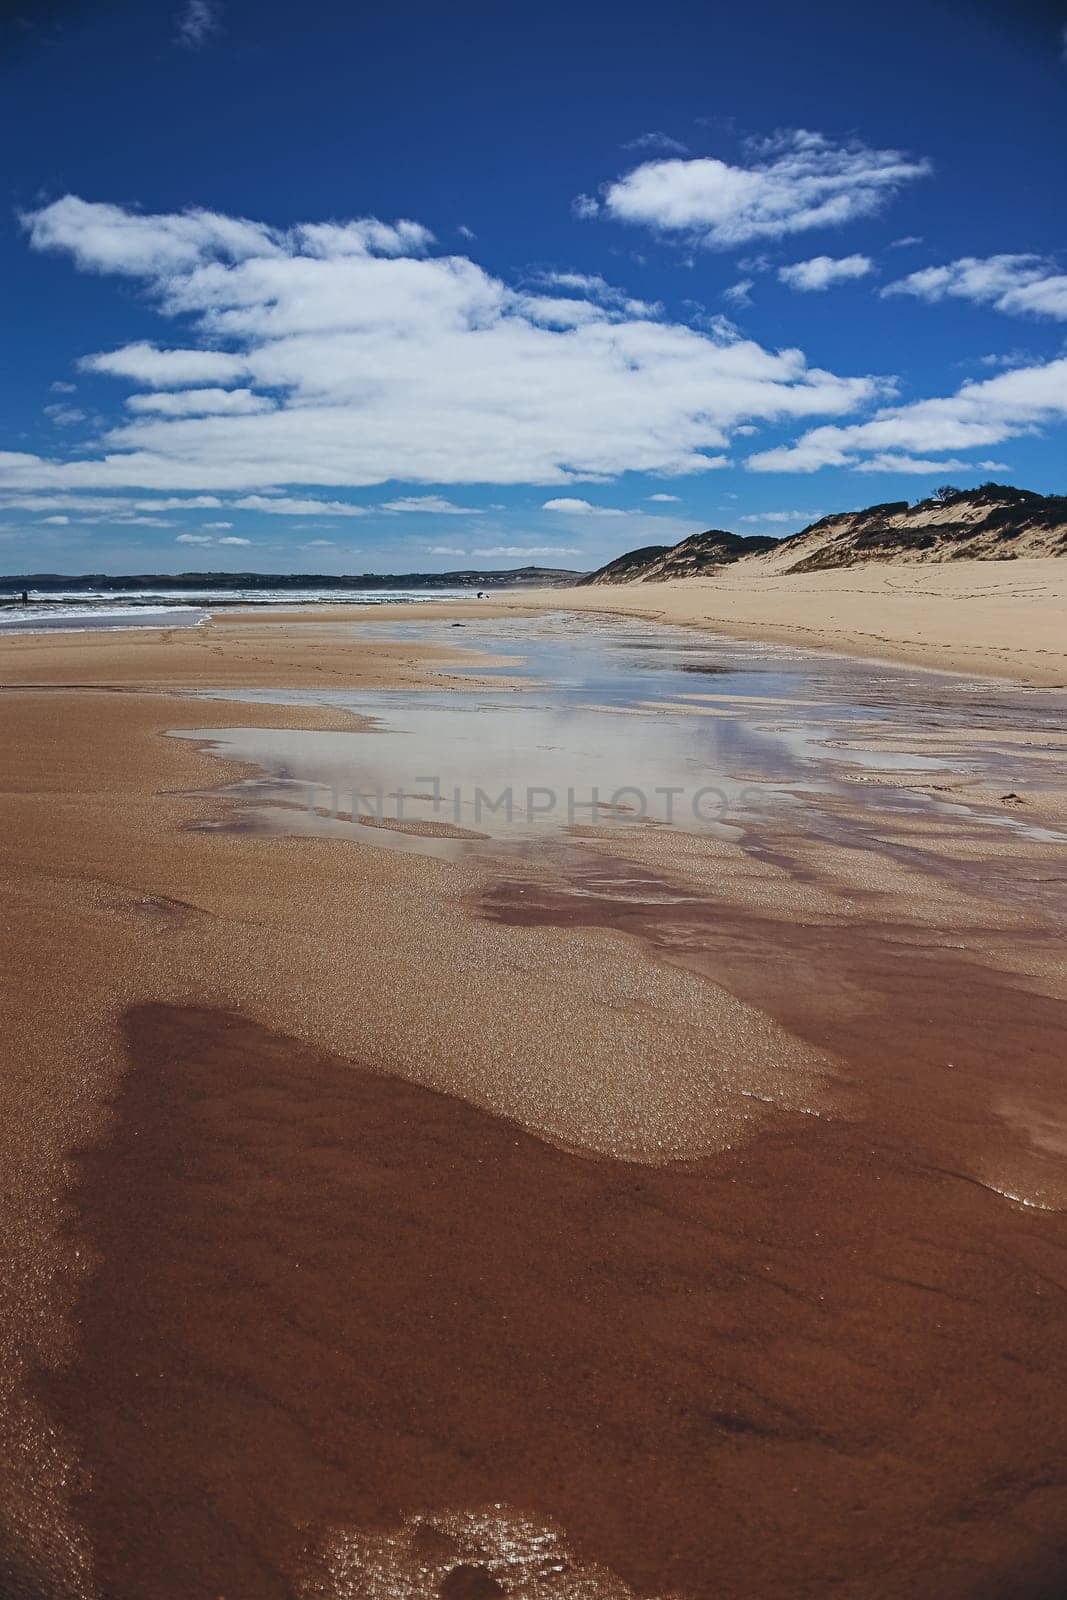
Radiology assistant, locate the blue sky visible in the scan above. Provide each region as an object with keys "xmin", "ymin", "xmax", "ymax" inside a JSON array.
[{"xmin": 1, "ymin": 0, "xmax": 1066, "ymax": 574}]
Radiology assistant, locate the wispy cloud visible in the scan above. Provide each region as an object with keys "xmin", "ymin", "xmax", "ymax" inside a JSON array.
[
  {"xmin": 883, "ymin": 254, "xmax": 1067, "ymax": 320},
  {"xmin": 126, "ymin": 388, "xmax": 274, "ymax": 416},
  {"xmin": 723, "ymin": 279, "xmax": 753, "ymax": 307},
  {"xmin": 582, "ymin": 131, "xmax": 930, "ymax": 249},
  {"xmin": 541, "ymin": 498, "xmax": 626, "ymax": 516},
  {"xmin": 43, "ymin": 402, "xmax": 86, "ymax": 426},
  {"xmin": 623, "ymin": 131, "xmax": 689, "ymax": 156},
  {"xmin": 471, "ymin": 545, "xmax": 583, "ymax": 558},
  {"xmin": 747, "ymin": 356, "xmax": 1067, "ymax": 472},
  {"xmin": 0, "ymin": 494, "xmax": 225, "ymax": 513},
  {"xmin": 8, "ymin": 194, "xmax": 882, "ymax": 493},
  {"xmin": 380, "ymin": 495, "xmax": 483, "ymax": 515},
  {"xmin": 738, "ymin": 509, "xmax": 824, "ymax": 523},
  {"xmin": 232, "ymin": 496, "xmax": 368, "ymax": 516},
  {"xmin": 80, "ymin": 343, "xmax": 248, "ymax": 388},
  {"xmin": 176, "ymin": 531, "xmax": 251, "ymax": 546},
  {"xmin": 778, "ymin": 254, "xmax": 873, "ymax": 291},
  {"xmin": 175, "ymin": 0, "xmax": 221, "ymax": 50}
]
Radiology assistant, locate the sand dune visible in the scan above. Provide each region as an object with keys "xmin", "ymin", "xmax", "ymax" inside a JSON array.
[{"xmin": 504, "ymin": 557, "xmax": 1067, "ymax": 685}]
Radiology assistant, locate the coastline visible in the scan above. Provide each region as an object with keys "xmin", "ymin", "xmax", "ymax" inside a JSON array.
[
  {"xmin": 4, "ymin": 553, "xmax": 1066, "ymax": 689},
  {"xmin": 497, "ymin": 557, "xmax": 1067, "ymax": 686},
  {"xmin": 2, "ymin": 605, "xmax": 1067, "ymax": 1597}
]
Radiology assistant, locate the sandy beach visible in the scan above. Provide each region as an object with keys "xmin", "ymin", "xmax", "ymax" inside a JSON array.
[
  {"xmin": 502, "ymin": 557, "xmax": 1067, "ymax": 686},
  {"xmin": 6, "ymin": 0, "xmax": 1067, "ymax": 1590},
  {"xmin": 1, "ymin": 599, "xmax": 1066, "ymax": 1600}
]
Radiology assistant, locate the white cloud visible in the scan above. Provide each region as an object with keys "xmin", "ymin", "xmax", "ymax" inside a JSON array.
[
  {"xmin": 126, "ymin": 388, "xmax": 274, "ymax": 415},
  {"xmin": 516, "ymin": 296, "xmax": 609, "ymax": 329},
  {"xmin": 298, "ymin": 219, "xmax": 435, "ymax": 258},
  {"xmin": 40, "ymin": 514, "xmax": 70, "ymax": 525},
  {"xmin": 456, "ymin": 225, "xmax": 476, "ymax": 241},
  {"xmin": 589, "ymin": 131, "xmax": 930, "ymax": 249},
  {"xmin": 81, "ymin": 342, "xmax": 249, "ymax": 388},
  {"xmin": 1, "ymin": 495, "xmax": 159, "ymax": 514},
  {"xmin": 43, "ymin": 403, "xmax": 86, "ymax": 426},
  {"xmin": 528, "ymin": 270, "xmax": 658, "ymax": 319},
  {"xmin": 0, "ymin": 495, "xmax": 127, "ymax": 512},
  {"xmin": 50, "ymin": 380, "xmax": 77, "ymax": 394},
  {"xmin": 175, "ymin": 0, "xmax": 221, "ymax": 49},
  {"xmin": 232, "ymin": 495, "xmax": 368, "ymax": 516},
  {"xmin": 24, "ymin": 197, "xmax": 274, "ymax": 278},
  {"xmin": 571, "ymin": 194, "xmax": 600, "ymax": 220},
  {"xmin": 976, "ymin": 351, "xmax": 1034, "ymax": 370},
  {"xmin": 850, "ymin": 455, "xmax": 1012, "ymax": 475},
  {"xmin": 218, "ymin": 535, "xmax": 251, "ymax": 545},
  {"xmin": 623, "ymin": 131, "xmax": 689, "ymax": 156},
  {"xmin": 428, "ymin": 544, "xmax": 467, "ymax": 556},
  {"xmin": 883, "ymin": 254, "xmax": 1067, "ymax": 320},
  {"xmin": 471, "ymin": 546, "xmax": 583, "ymax": 558},
  {"xmin": 747, "ymin": 356, "xmax": 1067, "ymax": 472},
  {"xmin": 202, "ymin": 520, "xmax": 233, "ymax": 528},
  {"xmin": 117, "ymin": 515, "xmax": 174, "ymax": 526},
  {"xmin": 301, "ymin": 539, "xmax": 336, "ymax": 548},
  {"xmin": 647, "ymin": 492, "xmax": 680, "ymax": 502},
  {"xmin": 5, "ymin": 195, "xmax": 885, "ymax": 494},
  {"xmin": 176, "ymin": 532, "xmax": 214, "ymax": 543},
  {"xmin": 778, "ymin": 254, "xmax": 873, "ymax": 291},
  {"xmin": 380, "ymin": 495, "xmax": 483, "ymax": 514},
  {"xmin": 142, "ymin": 495, "xmax": 224, "ymax": 509},
  {"xmin": 541, "ymin": 497, "xmax": 626, "ymax": 515},
  {"xmin": 723, "ymin": 279, "xmax": 753, "ymax": 307},
  {"xmin": 739, "ymin": 508, "xmax": 824, "ymax": 523},
  {"xmin": 889, "ymin": 235, "xmax": 923, "ymax": 248}
]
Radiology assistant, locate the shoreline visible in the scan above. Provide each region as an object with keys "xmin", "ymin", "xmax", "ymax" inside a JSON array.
[
  {"xmin": 0, "ymin": 553, "xmax": 1065, "ymax": 689},
  {"xmin": 496, "ymin": 557, "xmax": 1067, "ymax": 686}
]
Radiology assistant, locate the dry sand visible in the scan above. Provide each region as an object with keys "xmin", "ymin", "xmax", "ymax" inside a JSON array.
[
  {"xmin": 501, "ymin": 557, "xmax": 1067, "ymax": 686},
  {"xmin": 1, "ymin": 603, "xmax": 1066, "ymax": 1599}
]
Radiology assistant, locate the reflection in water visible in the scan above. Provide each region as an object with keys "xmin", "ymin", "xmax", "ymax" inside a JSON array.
[
  {"xmin": 32, "ymin": 615, "xmax": 1067, "ymax": 1600},
  {"xmin": 176, "ymin": 611, "xmax": 1067, "ymax": 862},
  {"xmin": 172, "ymin": 612, "xmax": 1067, "ymax": 1211}
]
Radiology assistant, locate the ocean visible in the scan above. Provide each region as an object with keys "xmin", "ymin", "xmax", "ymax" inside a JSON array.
[{"xmin": 0, "ymin": 586, "xmax": 476, "ymax": 634}]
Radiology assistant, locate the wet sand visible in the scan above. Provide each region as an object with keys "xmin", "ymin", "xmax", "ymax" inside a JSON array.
[
  {"xmin": 44, "ymin": 1003, "xmax": 1067, "ymax": 1600},
  {"xmin": 1, "ymin": 608, "xmax": 1066, "ymax": 1599}
]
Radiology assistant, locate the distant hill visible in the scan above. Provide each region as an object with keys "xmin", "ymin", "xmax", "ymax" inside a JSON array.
[
  {"xmin": 0, "ymin": 565, "xmax": 585, "ymax": 596},
  {"xmin": 580, "ymin": 529, "xmax": 776, "ymax": 585},
  {"xmin": 579, "ymin": 485, "xmax": 1067, "ymax": 586}
]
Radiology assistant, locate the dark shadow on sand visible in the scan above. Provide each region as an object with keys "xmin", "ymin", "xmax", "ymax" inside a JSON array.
[{"xmin": 37, "ymin": 1004, "xmax": 1067, "ymax": 1599}]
